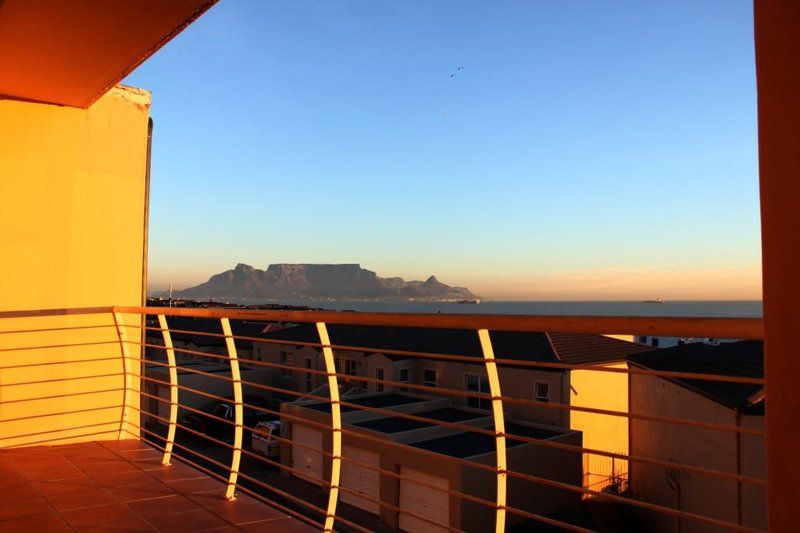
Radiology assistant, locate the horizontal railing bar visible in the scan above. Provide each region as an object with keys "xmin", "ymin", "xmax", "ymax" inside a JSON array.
[
  {"xmin": 0, "ymin": 306, "xmax": 114, "ymax": 319},
  {"xmin": 136, "ymin": 334, "xmax": 765, "ymax": 386},
  {"xmin": 128, "ymin": 422, "xmax": 370, "ymax": 533},
  {"xmin": 135, "ymin": 370, "xmax": 760, "ymax": 531},
  {"xmin": 139, "ymin": 389, "xmax": 598, "ymax": 531},
  {"xmin": 0, "ymin": 339, "xmax": 119, "ymax": 353},
  {"xmin": 137, "ymin": 395, "xmax": 585, "ymax": 532},
  {"xmin": 0, "ymin": 356, "xmax": 123, "ymax": 371},
  {"xmin": 135, "ymin": 368, "xmax": 766, "ymax": 488},
  {"xmin": 136, "ymin": 352, "xmax": 765, "ymax": 439},
  {"xmin": 0, "ymin": 405, "xmax": 120, "ymax": 424},
  {"xmin": 139, "ymin": 390, "xmax": 476, "ymax": 502},
  {"xmin": 0, "ymin": 420, "xmax": 119, "ymax": 441},
  {"xmin": 0, "ymin": 324, "xmax": 117, "ymax": 335},
  {"xmin": 2, "ymin": 372, "xmax": 126, "ymax": 388},
  {"xmin": 2, "ymin": 429, "xmax": 121, "ymax": 450},
  {"xmin": 118, "ymin": 306, "xmax": 763, "ymax": 338},
  {"xmin": 133, "ymin": 403, "xmax": 334, "ymax": 482},
  {"xmin": 503, "ymin": 468, "xmax": 763, "ymax": 533},
  {"xmin": 127, "ymin": 429, "xmax": 327, "ymax": 532},
  {"xmin": 0, "ymin": 388, "xmax": 125, "ymax": 406},
  {"xmin": 132, "ymin": 404, "xmax": 461, "ymax": 533}
]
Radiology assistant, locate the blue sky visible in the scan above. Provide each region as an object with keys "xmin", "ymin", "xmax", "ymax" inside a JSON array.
[{"xmin": 126, "ymin": 1, "xmax": 760, "ymax": 300}]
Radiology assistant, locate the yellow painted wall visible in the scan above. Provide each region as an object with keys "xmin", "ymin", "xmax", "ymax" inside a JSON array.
[
  {"xmin": 0, "ymin": 86, "xmax": 150, "ymax": 447},
  {"xmin": 569, "ymin": 362, "xmax": 629, "ymax": 489}
]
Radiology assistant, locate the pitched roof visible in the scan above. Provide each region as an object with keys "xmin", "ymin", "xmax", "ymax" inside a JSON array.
[
  {"xmin": 147, "ymin": 316, "xmax": 270, "ymax": 349},
  {"xmin": 629, "ymin": 340, "xmax": 764, "ymax": 412},
  {"xmin": 548, "ymin": 332, "xmax": 653, "ymax": 364},
  {"xmin": 259, "ymin": 324, "xmax": 651, "ymax": 367}
]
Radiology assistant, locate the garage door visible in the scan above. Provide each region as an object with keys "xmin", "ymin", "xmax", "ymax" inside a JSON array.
[
  {"xmin": 340, "ymin": 445, "xmax": 380, "ymax": 514},
  {"xmin": 292, "ymin": 425, "xmax": 323, "ymax": 485},
  {"xmin": 399, "ymin": 467, "xmax": 450, "ymax": 533}
]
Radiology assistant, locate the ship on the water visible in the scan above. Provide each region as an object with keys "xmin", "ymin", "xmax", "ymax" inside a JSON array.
[{"xmin": 643, "ymin": 298, "xmax": 664, "ymax": 304}]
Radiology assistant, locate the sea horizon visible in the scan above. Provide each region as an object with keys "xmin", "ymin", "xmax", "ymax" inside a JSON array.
[{"xmin": 222, "ymin": 299, "xmax": 764, "ymax": 318}]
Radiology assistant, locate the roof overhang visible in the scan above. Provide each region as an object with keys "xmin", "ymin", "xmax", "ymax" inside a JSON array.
[{"xmin": 0, "ymin": 0, "xmax": 218, "ymax": 108}]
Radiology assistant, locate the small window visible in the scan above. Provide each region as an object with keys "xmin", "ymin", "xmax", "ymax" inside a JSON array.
[
  {"xmin": 375, "ymin": 368, "xmax": 385, "ymax": 392},
  {"xmin": 305, "ymin": 358, "xmax": 313, "ymax": 391},
  {"xmin": 398, "ymin": 368, "xmax": 410, "ymax": 392},
  {"xmin": 280, "ymin": 351, "xmax": 293, "ymax": 377},
  {"xmin": 255, "ymin": 347, "xmax": 263, "ymax": 361},
  {"xmin": 422, "ymin": 369, "xmax": 437, "ymax": 388},
  {"xmin": 651, "ymin": 338, "xmax": 660, "ymax": 347},
  {"xmin": 339, "ymin": 359, "xmax": 358, "ymax": 380},
  {"xmin": 534, "ymin": 381, "xmax": 550, "ymax": 403},
  {"xmin": 465, "ymin": 374, "xmax": 491, "ymax": 410},
  {"xmin": 638, "ymin": 336, "xmax": 648, "ymax": 344}
]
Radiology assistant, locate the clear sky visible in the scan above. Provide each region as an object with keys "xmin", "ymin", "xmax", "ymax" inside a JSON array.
[{"xmin": 125, "ymin": 1, "xmax": 761, "ymax": 300}]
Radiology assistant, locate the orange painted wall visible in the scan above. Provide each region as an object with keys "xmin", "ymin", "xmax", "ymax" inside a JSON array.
[{"xmin": 0, "ymin": 86, "xmax": 150, "ymax": 447}]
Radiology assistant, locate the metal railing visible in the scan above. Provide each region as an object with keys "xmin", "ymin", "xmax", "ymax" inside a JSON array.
[{"xmin": 0, "ymin": 305, "xmax": 766, "ymax": 532}]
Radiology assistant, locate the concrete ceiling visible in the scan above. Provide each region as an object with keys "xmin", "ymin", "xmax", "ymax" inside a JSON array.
[{"xmin": 0, "ymin": 0, "xmax": 218, "ymax": 107}]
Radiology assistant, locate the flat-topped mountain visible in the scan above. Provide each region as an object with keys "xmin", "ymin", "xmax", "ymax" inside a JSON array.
[{"xmin": 169, "ymin": 264, "xmax": 479, "ymax": 302}]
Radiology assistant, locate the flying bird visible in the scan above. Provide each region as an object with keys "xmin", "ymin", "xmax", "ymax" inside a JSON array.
[{"xmin": 449, "ymin": 66, "xmax": 464, "ymax": 78}]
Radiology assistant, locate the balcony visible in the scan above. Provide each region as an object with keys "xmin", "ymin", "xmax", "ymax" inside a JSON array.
[
  {"xmin": 0, "ymin": 440, "xmax": 311, "ymax": 531},
  {"xmin": 0, "ymin": 305, "xmax": 765, "ymax": 532}
]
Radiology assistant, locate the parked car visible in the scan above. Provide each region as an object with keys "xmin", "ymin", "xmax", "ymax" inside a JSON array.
[
  {"xmin": 251, "ymin": 420, "xmax": 282, "ymax": 458},
  {"xmin": 181, "ymin": 395, "xmax": 272, "ymax": 446}
]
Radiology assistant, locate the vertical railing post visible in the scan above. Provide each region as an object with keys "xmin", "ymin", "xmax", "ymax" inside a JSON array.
[
  {"xmin": 157, "ymin": 314, "xmax": 178, "ymax": 466},
  {"xmin": 221, "ymin": 317, "xmax": 243, "ymax": 500},
  {"xmin": 317, "ymin": 322, "xmax": 341, "ymax": 533},
  {"xmin": 478, "ymin": 329, "xmax": 507, "ymax": 533},
  {"xmin": 113, "ymin": 311, "xmax": 132, "ymax": 440}
]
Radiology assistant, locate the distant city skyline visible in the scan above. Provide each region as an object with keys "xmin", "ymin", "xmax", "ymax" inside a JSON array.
[{"xmin": 126, "ymin": 1, "xmax": 761, "ymax": 301}]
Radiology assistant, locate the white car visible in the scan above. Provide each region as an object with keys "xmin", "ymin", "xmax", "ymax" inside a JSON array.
[{"xmin": 251, "ymin": 421, "xmax": 282, "ymax": 458}]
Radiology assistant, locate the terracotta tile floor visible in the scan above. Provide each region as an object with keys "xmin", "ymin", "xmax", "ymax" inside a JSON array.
[{"xmin": 0, "ymin": 440, "xmax": 316, "ymax": 532}]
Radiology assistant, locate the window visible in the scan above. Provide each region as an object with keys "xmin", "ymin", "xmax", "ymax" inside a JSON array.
[
  {"xmin": 534, "ymin": 381, "xmax": 550, "ymax": 403},
  {"xmin": 422, "ymin": 369, "xmax": 437, "ymax": 388},
  {"xmin": 280, "ymin": 351, "xmax": 293, "ymax": 377},
  {"xmin": 305, "ymin": 358, "xmax": 313, "ymax": 391},
  {"xmin": 338, "ymin": 359, "xmax": 358, "ymax": 381},
  {"xmin": 398, "ymin": 368, "xmax": 410, "ymax": 392},
  {"xmin": 638, "ymin": 336, "xmax": 648, "ymax": 344},
  {"xmin": 651, "ymin": 337, "xmax": 660, "ymax": 347},
  {"xmin": 465, "ymin": 374, "xmax": 491, "ymax": 410},
  {"xmin": 375, "ymin": 368, "xmax": 385, "ymax": 392},
  {"xmin": 255, "ymin": 347, "xmax": 263, "ymax": 361}
]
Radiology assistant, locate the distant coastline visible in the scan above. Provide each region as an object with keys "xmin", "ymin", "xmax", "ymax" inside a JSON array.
[{"xmin": 156, "ymin": 299, "xmax": 762, "ymax": 318}]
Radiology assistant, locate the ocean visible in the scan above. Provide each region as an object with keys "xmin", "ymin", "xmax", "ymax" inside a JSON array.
[{"xmin": 278, "ymin": 300, "xmax": 763, "ymax": 318}]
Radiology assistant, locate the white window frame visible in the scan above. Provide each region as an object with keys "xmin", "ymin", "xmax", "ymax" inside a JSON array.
[
  {"xmin": 422, "ymin": 368, "xmax": 437, "ymax": 389},
  {"xmin": 534, "ymin": 381, "xmax": 550, "ymax": 403},
  {"xmin": 398, "ymin": 367, "xmax": 410, "ymax": 391},
  {"xmin": 465, "ymin": 373, "xmax": 491, "ymax": 410}
]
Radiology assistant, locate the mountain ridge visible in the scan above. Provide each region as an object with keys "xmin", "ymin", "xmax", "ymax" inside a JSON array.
[{"xmin": 165, "ymin": 263, "xmax": 479, "ymax": 302}]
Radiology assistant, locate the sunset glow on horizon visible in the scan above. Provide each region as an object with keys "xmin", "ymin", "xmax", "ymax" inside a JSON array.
[{"xmin": 128, "ymin": 1, "xmax": 760, "ymax": 301}]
